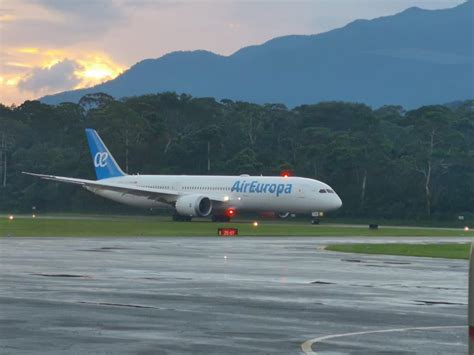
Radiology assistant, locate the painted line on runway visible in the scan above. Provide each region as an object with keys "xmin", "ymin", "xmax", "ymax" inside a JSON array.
[{"xmin": 301, "ymin": 325, "xmax": 464, "ymax": 354}]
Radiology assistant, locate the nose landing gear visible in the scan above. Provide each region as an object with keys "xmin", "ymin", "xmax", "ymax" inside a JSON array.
[{"xmin": 311, "ymin": 211, "xmax": 323, "ymax": 225}]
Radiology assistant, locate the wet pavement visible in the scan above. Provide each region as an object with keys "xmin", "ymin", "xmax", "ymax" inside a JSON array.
[{"xmin": 0, "ymin": 237, "xmax": 470, "ymax": 354}]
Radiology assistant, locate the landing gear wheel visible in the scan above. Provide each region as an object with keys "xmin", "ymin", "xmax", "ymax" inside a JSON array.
[
  {"xmin": 172, "ymin": 214, "xmax": 192, "ymax": 222},
  {"xmin": 212, "ymin": 215, "xmax": 231, "ymax": 222},
  {"xmin": 311, "ymin": 218, "xmax": 320, "ymax": 225}
]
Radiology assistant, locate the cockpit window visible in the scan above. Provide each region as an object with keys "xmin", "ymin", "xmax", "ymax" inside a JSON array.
[
  {"xmin": 319, "ymin": 189, "xmax": 327, "ymax": 193},
  {"xmin": 326, "ymin": 189, "xmax": 335, "ymax": 193}
]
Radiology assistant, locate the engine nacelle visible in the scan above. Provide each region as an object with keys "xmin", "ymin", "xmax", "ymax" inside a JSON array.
[{"xmin": 175, "ymin": 195, "xmax": 212, "ymax": 217}]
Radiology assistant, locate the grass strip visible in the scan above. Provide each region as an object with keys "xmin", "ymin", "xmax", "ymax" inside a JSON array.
[
  {"xmin": 1, "ymin": 217, "xmax": 473, "ymax": 237},
  {"xmin": 325, "ymin": 243, "xmax": 471, "ymax": 259}
]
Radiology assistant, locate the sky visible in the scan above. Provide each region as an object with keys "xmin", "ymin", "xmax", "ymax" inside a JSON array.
[{"xmin": 0, "ymin": 0, "xmax": 465, "ymax": 105}]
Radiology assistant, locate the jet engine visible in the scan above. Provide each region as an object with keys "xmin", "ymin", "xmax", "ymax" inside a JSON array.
[{"xmin": 175, "ymin": 195, "xmax": 212, "ymax": 217}]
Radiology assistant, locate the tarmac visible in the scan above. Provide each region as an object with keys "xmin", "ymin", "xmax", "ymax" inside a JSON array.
[{"xmin": 0, "ymin": 236, "xmax": 471, "ymax": 354}]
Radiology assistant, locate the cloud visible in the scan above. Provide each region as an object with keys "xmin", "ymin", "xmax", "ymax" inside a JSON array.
[
  {"xmin": 33, "ymin": 0, "xmax": 124, "ymax": 21},
  {"xmin": 0, "ymin": 0, "xmax": 127, "ymax": 47},
  {"xmin": 18, "ymin": 59, "xmax": 82, "ymax": 93}
]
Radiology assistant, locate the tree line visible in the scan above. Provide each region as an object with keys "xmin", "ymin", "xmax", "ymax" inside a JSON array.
[{"xmin": 0, "ymin": 92, "xmax": 473, "ymax": 220}]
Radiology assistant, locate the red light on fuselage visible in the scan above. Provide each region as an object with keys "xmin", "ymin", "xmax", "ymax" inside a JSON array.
[
  {"xmin": 280, "ymin": 170, "xmax": 293, "ymax": 178},
  {"xmin": 225, "ymin": 208, "xmax": 236, "ymax": 218}
]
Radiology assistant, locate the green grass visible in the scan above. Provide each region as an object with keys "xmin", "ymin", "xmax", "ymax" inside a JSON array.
[
  {"xmin": 324, "ymin": 217, "xmax": 473, "ymax": 229},
  {"xmin": 326, "ymin": 243, "xmax": 471, "ymax": 259},
  {"xmin": 1, "ymin": 215, "xmax": 473, "ymax": 237}
]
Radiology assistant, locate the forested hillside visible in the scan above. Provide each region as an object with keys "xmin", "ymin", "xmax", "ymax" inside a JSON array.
[{"xmin": 1, "ymin": 93, "xmax": 473, "ymax": 219}]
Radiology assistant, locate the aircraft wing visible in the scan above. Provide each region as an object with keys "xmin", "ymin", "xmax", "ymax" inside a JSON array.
[{"xmin": 23, "ymin": 172, "xmax": 228, "ymax": 204}]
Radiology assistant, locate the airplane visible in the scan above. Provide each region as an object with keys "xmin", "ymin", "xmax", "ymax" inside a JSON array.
[{"xmin": 24, "ymin": 129, "xmax": 342, "ymax": 222}]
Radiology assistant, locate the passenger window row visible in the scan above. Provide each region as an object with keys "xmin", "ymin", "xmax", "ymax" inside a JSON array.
[
  {"xmin": 138, "ymin": 185, "xmax": 231, "ymax": 191},
  {"xmin": 140, "ymin": 185, "xmax": 170, "ymax": 189},
  {"xmin": 183, "ymin": 186, "xmax": 230, "ymax": 191}
]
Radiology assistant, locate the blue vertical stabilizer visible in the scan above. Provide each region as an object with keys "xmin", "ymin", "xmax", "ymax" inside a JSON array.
[{"xmin": 85, "ymin": 129, "xmax": 126, "ymax": 180}]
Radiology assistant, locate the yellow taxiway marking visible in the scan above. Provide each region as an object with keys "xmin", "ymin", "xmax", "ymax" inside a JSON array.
[{"xmin": 301, "ymin": 325, "xmax": 464, "ymax": 354}]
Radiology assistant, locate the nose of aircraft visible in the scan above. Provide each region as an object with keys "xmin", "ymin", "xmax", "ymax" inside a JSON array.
[
  {"xmin": 326, "ymin": 191, "xmax": 342, "ymax": 211},
  {"xmin": 334, "ymin": 194, "xmax": 343, "ymax": 209},
  {"xmin": 315, "ymin": 184, "xmax": 343, "ymax": 211}
]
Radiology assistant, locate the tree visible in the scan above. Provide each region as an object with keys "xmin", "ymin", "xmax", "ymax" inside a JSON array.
[
  {"xmin": 0, "ymin": 92, "xmax": 472, "ymax": 220},
  {"xmin": 403, "ymin": 106, "xmax": 466, "ymax": 216}
]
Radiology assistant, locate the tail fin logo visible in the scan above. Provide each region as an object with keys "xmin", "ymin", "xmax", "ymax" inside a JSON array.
[
  {"xmin": 94, "ymin": 152, "xmax": 109, "ymax": 168},
  {"xmin": 85, "ymin": 128, "xmax": 125, "ymax": 180}
]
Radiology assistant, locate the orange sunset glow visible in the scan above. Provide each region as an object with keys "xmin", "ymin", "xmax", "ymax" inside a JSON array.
[
  {"xmin": 0, "ymin": 0, "xmax": 464, "ymax": 106},
  {"xmin": 0, "ymin": 46, "xmax": 124, "ymax": 104}
]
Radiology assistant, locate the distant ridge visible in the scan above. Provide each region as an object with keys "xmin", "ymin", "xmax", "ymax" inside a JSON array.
[{"xmin": 41, "ymin": 1, "xmax": 473, "ymax": 108}]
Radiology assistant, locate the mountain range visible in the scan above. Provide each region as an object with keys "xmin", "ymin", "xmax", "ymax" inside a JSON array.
[{"xmin": 41, "ymin": 1, "xmax": 473, "ymax": 108}]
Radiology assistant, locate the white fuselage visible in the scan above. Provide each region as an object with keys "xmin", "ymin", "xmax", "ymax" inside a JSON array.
[
  {"xmin": 26, "ymin": 129, "xmax": 342, "ymax": 218},
  {"xmin": 86, "ymin": 174, "xmax": 342, "ymax": 214}
]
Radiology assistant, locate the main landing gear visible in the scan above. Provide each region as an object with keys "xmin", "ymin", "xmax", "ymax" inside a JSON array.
[
  {"xmin": 211, "ymin": 215, "xmax": 231, "ymax": 222},
  {"xmin": 172, "ymin": 214, "xmax": 192, "ymax": 222}
]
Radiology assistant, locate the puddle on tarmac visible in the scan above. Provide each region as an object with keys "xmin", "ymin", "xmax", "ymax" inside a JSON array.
[
  {"xmin": 311, "ymin": 281, "xmax": 335, "ymax": 285},
  {"xmin": 77, "ymin": 301, "xmax": 158, "ymax": 309},
  {"xmin": 32, "ymin": 273, "xmax": 90, "ymax": 278},
  {"xmin": 414, "ymin": 300, "xmax": 465, "ymax": 306}
]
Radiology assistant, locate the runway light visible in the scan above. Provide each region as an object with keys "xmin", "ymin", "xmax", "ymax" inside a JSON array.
[
  {"xmin": 465, "ymin": 226, "xmax": 470, "ymax": 232},
  {"xmin": 253, "ymin": 221, "xmax": 259, "ymax": 227},
  {"xmin": 32, "ymin": 214, "xmax": 36, "ymax": 218},
  {"xmin": 8, "ymin": 215, "xmax": 14, "ymax": 220}
]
